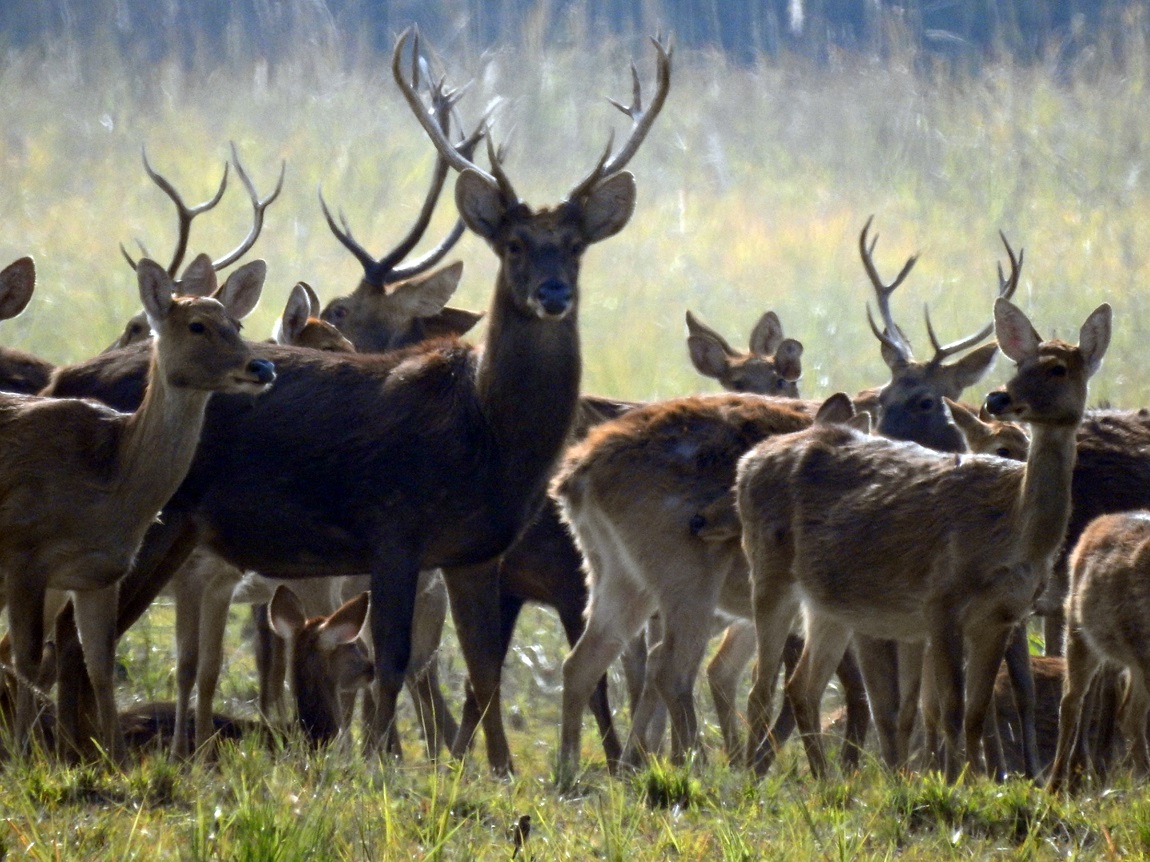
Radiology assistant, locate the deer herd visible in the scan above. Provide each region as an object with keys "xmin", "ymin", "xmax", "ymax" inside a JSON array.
[{"xmin": 0, "ymin": 29, "xmax": 1145, "ymax": 798}]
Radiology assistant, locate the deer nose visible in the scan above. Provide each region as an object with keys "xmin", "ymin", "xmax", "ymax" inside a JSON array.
[
  {"xmin": 984, "ymin": 390, "xmax": 1011, "ymax": 416},
  {"xmin": 248, "ymin": 358, "xmax": 277, "ymax": 385},
  {"xmin": 535, "ymin": 279, "xmax": 573, "ymax": 315}
]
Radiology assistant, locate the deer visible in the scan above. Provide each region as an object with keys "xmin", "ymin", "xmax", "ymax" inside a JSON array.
[
  {"xmin": 1048, "ymin": 512, "xmax": 1150, "ymax": 792},
  {"xmin": 738, "ymin": 297, "xmax": 1110, "ymax": 782},
  {"xmin": 41, "ymin": 28, "xmax": 671, "ymax": 763},
  {"xmin": 445, "ymin": 309, "xmax": 806, "ymax": 775},
  {"xmin": 0, "ymin": 256, "xmax": 52, "ymax": 394},
  {"xmin": 108, "ymin": 143, "xmax": 284, "ymax": 351},
  {"xmin": 0, "ymin": 258, "xmax": 275, "ymax": 761}
]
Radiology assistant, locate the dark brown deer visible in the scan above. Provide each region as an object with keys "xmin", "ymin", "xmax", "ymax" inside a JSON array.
[
  {"xmin": 43, "ymin": 29, "xmax": 670, "ymax": 761},
  {"xmin": 109, "ymin": 144, "xmax": 283, "ymax": 351},
  {"xmin": 0, "ymin": 259, "xmax": 275, "ymax": 760},
  {"xmin": 739, "ymin": 298, "xmax": 1110, "ymax": 782}
]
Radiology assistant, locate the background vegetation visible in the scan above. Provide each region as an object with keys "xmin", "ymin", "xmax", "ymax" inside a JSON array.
[{"xmin": 3, "ymin": 1, "xmax": 1150, "ymax": 858}]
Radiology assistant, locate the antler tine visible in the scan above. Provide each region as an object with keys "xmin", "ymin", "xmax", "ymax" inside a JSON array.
[
  {"xmin": 318, "ymin": 189, "xmax": 381, "ymax": 278},
  {"xmin": 859, "ymin": 216, "xmax": 918, "ymax": 362},
  {"xmin": 211, "ymin": 143, "xmax": 286, "ymax": 271},
  {"xmin": 567, "ymin": 34, "xmax": 672, "ymax": 202},
  {"xmin": 122, "ymin": 146, "xmax": 229, "ymax": 276},
  {"xmin": 997, "ymin": 231, "xmax": 1023, "ymax": 302},
  {"xmin": 393, "ymin": 28, "xmax": 498, "ymax": 187},
  {"xmin": 924, "ymin": 232, "xmax": 1025, "ymax": 365}
]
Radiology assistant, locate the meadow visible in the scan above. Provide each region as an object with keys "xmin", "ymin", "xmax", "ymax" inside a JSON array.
[{"xmin": 4, "ymin": 7, "xmax": 1150, "ymax": 859}]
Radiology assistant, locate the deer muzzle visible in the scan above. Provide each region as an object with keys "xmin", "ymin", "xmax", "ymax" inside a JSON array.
[{"xmin": 535, "ymin": 279, "xmax": 574, "ymax": 317}]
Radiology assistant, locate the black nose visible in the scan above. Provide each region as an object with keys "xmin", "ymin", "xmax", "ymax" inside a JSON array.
[
  {"xmin": 985, "ymin": 390, "xmax": 1011, "ymax": 416},
  {"xmin": 248, "ymin": 358, "xmax": 276, "ymax": 385},
  {"xmin": 536, "ymin": 279, "xmax": 573, "ymax": 315}
]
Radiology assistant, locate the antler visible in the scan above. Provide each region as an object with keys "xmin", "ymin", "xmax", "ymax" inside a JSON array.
[
  {"xmin": 322, "ymin": 53, "xmax": 484, "ymax": 287},
  {"xmin": 392, "ymin": 29, "xmax": 514, "ymax": 199},
  {"xmin": 566, "ymin": 35, "xmax": 673, "ymax": 203},
  {"xmin": 922, "ymin": 230, "xmax": 1024, "ymax": 365},
  {"xmin": 211, "ymin": 142, "xmax": 286, "ymax": 270},
  {"xmin": 861, "ymin": 215, "xmax": 919, "ymax": 364},
  {"xmin": 120, "ymin": 147, "xmax": 229, "ymax": 276}
]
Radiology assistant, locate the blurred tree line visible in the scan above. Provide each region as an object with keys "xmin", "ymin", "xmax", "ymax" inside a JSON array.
[{"xmin": 0, "ymin": 0, "xmax": 1139, "ymax": 68}]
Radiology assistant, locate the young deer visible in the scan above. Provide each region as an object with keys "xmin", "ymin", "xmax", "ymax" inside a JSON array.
[
  {"xmin": 267, "ymin": 585, "xmax": 374, "ymax": 747},
  {"xmin": 685, "ymin": 310, "xmax": 803, "ymax": 397},
  {"xmin": 0, "ymin": 259, "xmax": 275, "ymax": 760},
  {"xmin": 1048, "ymin": 512, "xmax": 1150, "ymax": 792},
  {"xmin": 43, "ymin": 29, "xmax": 670, "ymax": 761},
  {"xmin": 738, "ymin": 298, "xmax": 1111, "ymax": 781}
]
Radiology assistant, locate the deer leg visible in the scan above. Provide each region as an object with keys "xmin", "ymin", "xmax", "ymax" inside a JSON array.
[
  {"xmin": 404, "ymin": 569, "xmax": 455, "ymax": 760},
  {"xmin": 192, "ymin": 566, "xmax": 241, "ymax": 755},
  {"xmin": 1121, "ymin": 661, "xmax": 1150, "ymax": 778},
  {"xmin": 560, "ymin": 574, "xmax": 654, "ymax": 783},
  {"xmin": 746, "ymin": 587, "xmax": 801, "ymax": 776},
  {"xmin": 918, "ymin": 641, "xmax": 943, "ymax": 772},
  {"xmin": 367, "ymin": 551, "xmax": 422, "ymax": 760},
  {"xmin": 556, "ymin": 598, "xmax": 622, "ymax": 769},
  {"xmin": 1002, "ymin": 624, "xmax": 1038, "ymax": 778},
  {"xmin": 784, "ymin": 615, "xmax": 853, "ymax": 780},
  {"xmin": 707, "ymin": 619, "xmax": 757, "ymax": 763},
  {"xmin": 6, "ymin": 565, "xmax": 46, "ymax": 758},
  {"xmin": 252, "ymin": 604, "xmax": 287, "ymax": 722},
  {"xmin": 896, "ymin": 640, "xmax": 924, "ymax": 767},
  {"xmin": 962, "ymin": 623, "xmax": 1014, "ymax": 778},
  {"xmin": 170, "ymin": 564, "xmax": 202, "ymax": 759},
  {"xmin": 854, "ymin": 635, "xmax": 902, "ymax": 767},
  {"xmin": 927, "ymin": 615, "xmax": 966, "ymax": 782},
  {"xmin": 72, "ymin": 585, "xmax": 127, "ymax": 764},
  {"xmin": 444, "ymin": 559, "xmax": 516, "ymax": 773},
  {"xmin": 627, "ymin": 615, "xmax": 668, "ymax": 754},
  {"xmin": 1048, "ymin": 621, "xmax": 1101, "ymax": 793},
  {"xmin": 836, "ymin": 644, "xmax": 870, "ymax": 772}
]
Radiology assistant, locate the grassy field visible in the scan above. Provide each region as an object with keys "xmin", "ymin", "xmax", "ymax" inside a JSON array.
[{"xmin": 4, "ymin": 8, "xmax": 1150, "ymax": 859}]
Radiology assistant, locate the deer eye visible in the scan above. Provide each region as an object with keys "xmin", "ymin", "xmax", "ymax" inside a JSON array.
[
  {"xmin": 1050, "ymin": 365, "xmax": 1067, "ymax": 377},
  {"xmin": 568, "ymin": 238, "xmax": 586, "ymax": 256},
  {"xmin": 326, "ymin": 305, "xmax": 348, "ymax": 323},
  {"xmin": 506, "ymin": 239, "xmax": 525, "ymax": 257},
  {"xmin": 996, "ymin": 447, "xmax": 1011, "ymax": 458},
  {"xmin": 918, "ymin": 397, "xmax": 934, "ymax": 411},
  {"xmin": 189, "ymin": 322, "xmax": 206, "ymax": 334},
  {"xmin": 776, "ymin": 379, "xmax": 789, "ymax": 390}
]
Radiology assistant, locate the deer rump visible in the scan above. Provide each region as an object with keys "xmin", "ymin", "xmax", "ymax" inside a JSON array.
[{"xmin": 51, "ymin": 339, "xmax": 537, "ymax": 577}]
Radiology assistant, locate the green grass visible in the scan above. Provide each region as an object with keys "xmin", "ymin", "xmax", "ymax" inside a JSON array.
[{"xmin": 5, "ymin": 8, "xmax": 1150, "ymax": 859}]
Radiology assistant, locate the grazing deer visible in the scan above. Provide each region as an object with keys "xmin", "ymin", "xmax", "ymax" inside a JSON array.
[
  {"xmin": 1048, "ymin": 512, "xmax": 1150, "ymax": 792},
  {"xmin": 109, "ymin": 144, "xmax": 284, "ymax": 351},
  {"xmin": 739, "ymin": 298, "xmax": 1110, "ymax": 781},
  {"xmin": 43, "ymin": 29, "xmax": 670, "ymax": 761},
  {"xmin": 267, "ymin": 585, "xmax": 374, "ymax": 747},
  {"xmin": 0, "ymin": 259, "xmax": 275, "ymax": 760},
  {"xmin": 0, "ymin": 257, "xmax": 53, "ymax": 395}
]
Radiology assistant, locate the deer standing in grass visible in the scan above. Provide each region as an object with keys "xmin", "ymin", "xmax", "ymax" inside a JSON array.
[
  {"xmin": 43, "ymin": 29, "xmax": 670, "ymax": 760},
  {"xmin": 0, "ymin": 259, "xmax": 275, "ymax": 760},
  {"xmin": 1048, "ymin": 512, "xmax": 1150, "ymax": 792},
  {"xmin": 738, "ymin": 298, "xmax": 1110, "ymax": 781}
]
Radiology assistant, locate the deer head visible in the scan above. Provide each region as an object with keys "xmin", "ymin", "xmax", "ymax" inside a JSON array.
[
  {"xmin": 945, "ymin": 397, "xmax": 1029, "ymax": 460},
  {"xmin": 861, "ymin": 217, "xmax": 1022, "ymax": 452},
  {"xmin": 685, "ymin": 309, "xmax": 803, "ymax": 396},
  {"xmin": 275, "ymin": 282, "xmax": 356, "ymax": 353}
]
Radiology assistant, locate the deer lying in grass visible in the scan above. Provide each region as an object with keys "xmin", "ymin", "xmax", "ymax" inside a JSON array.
[
  {"xmin": 739, "ymin": 298, "xmax": 1110, "ymax": 781},
  {"xmin": 43, "ymin": 29, "xmax": 671, "ymax": 762},
  {"xmin": 1048, "ymin": 512, "xmax": 1150, "ymax": 792},
  {"xmin": 0, "ymin": 257, "xmax": 53, "ymax": 394},
  {"xmin": 0, "ymin": 259, "xmax": 275, "ymax": 760}
]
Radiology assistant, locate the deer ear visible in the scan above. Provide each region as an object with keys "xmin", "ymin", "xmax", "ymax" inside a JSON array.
[
  {"xmin": 215, "ymin": 260, "xmax": 266, "ymax": 319},
  {"xmin": 278, "ymin": 282, "xmax": 312, "ymax": 345},
  {"xmin": 941, "ymin": 342, "xmax": 999, "ymax": 397},
  {"xmin": 389, "ymin": 261, "xmax": 463, "ymax": 318},
  {"xmin": 687, "ymin": 331, "xmax": 733, "ymax": 380},
  {"xmin": 775, "ymin": 339, "xmax": 803, "ymax": 382},
  {"xmin": 1078, "ymin": 303, "xmax": 1112, "ymax": 377},
  {"xmin": 945, "ymin": 397, "xmax": 981, "ymax": 437},
  {"xmin": 420, "ymin": 307, "xmax": 484, "ymax": 339},
  {"xmin": 456, "ymin": 170, "xmax": 505, "ymax": 240},
  {"xmin": 178, "ymin": 254, "xmax": 218, "ymax": 297},
  {"xmin": 317, "ymin": 592, "xmax": 369, "ymax": 651},
  {"xmin": 749, "ymin": 311, "xmax": 785, "ymax": 356},
  {"xmin": 269, "ymin": 585, "xmax": 307, "ymax": 640},
  {"xmin": 580, "ymin": 171, "xmax": 636, "ymax": 243},
  {"xmin": 300, "ymin": 281, "xmax": 323, "ymax": 317},
  {"xmin": 0, "ymin": 256, "xmax": 35, "ymax": 321},
  {"xmin": 137, "ymin": 258, "xmax": 175, "ymax": 325},
  {"xmin": 815, "ymin": 392, "xmax": 854, "ymax": 425},
  {"xmin": 994, "ymin": 298, "xmax": 1042, "ymax": 363}
]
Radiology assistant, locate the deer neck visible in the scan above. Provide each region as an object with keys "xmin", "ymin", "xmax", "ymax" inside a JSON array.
[
  {"xmin": 115, "ymin": 346, "xmax": 213, "ymax": 524},
  {"xmin": 475, "ymin": 277, "xmax": 582, "ymax": 510},
  {"xmin": 1015, "ymin": 421, "xmax": 1079, "ymax": 562}
]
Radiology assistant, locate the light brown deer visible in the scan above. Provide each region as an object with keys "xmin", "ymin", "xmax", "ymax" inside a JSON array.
[
  {"xmin": 738, "ymin": 298, "xmax": 1110, "ymax": 782},
  {"xmin": 0, "ymin": 259, "xmax": 275, "ymax": 760},
  {"xmin": 1048, "ymin": 512, "xmax": 1150, "ymax": 792},
  {"xmin": 42, "ymin": 29, "xmax": 670, "ymax": 763},
  {"xmin": 275, "ymin": 282, "xmax": 356, "ymax": 354},
  {"xmin": 109, "ymin": 144, "xmax": 283, "ymax": 351},
  {"xmin": 685, "ymin": 310, "xmax": 803, "ymax": 396}
]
